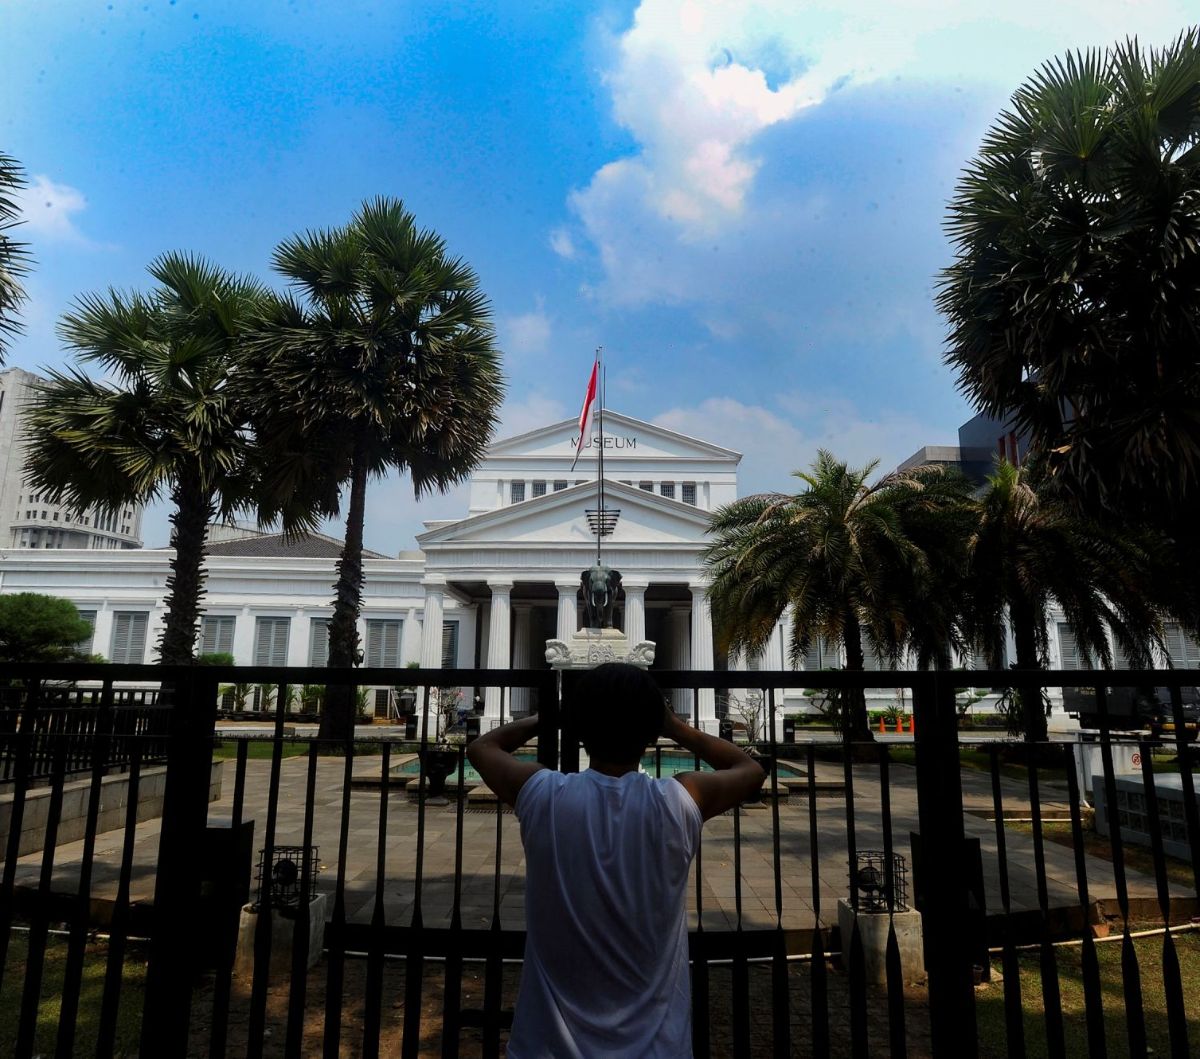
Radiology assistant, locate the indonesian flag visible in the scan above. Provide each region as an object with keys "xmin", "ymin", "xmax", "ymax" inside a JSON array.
[{"xmin": 570, "ymin": 355, "xmax": 599, "ymax": 472}]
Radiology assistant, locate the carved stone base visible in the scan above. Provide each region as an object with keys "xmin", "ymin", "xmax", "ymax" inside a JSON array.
[{"xmin": 545, "ymin": 629, "xmax": 656, "ymax": 670}]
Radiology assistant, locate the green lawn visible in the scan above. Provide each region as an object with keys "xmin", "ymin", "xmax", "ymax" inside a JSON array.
[
  {"xmin": 885, "ymin": 745, "xmax": 1067, "ymax": 785},
  {"xmin": 0, "ymin": 932, "xmax": 145, "ymax": 1058},
  {"xmin": 976, "ymin": 927, "xmax": 1200, "ymax": 1058},
  {"xmin": 211, "ymin": 739, "xmax": 311, "ymax": 760}
]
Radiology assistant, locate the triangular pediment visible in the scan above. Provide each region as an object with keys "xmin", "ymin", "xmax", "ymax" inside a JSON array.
[
  {"xmin": 417, "ymin": 479, "xmax": 713, "ymax": 548},
  {"xmin": 485, "ymin": 411, "xmax": 741, "ymax": 464}
]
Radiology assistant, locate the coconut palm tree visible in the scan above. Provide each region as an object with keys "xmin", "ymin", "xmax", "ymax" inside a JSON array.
[
  {"xmin": 704, "ymin": 451, "xmax": 974, "ymax": 742},
  {"xmin": 0, "ymin": 151, "xmax": 32, "ymax": 361},
  {"xmin": 961, "ymin": 460, "xmax": 1164, "ymax": 741},
  {"xmin": 23, "ymin": 253, "xmax": 268, "ymax": 665},
  {"xmin": 248, "ymin": 197, "xmax": 504, "ymax": 740},
  {"xmin": 938, "ymin": 31, "xmax": 1200, "ymax": 534}
]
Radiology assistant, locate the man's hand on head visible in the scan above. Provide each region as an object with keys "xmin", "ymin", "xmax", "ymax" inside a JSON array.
[{"xmin": 465, "ymin": 713, "xmax": 545, "ymax": 809}]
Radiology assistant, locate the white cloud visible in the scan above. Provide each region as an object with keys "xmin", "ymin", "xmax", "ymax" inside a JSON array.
[
  {"xmin": 500, "ymin": 304, "xmax": 553, "ymax": 356},
  {"xmin": 549, "ymin": 227, "xmax": 576, "ymax": 259},
  {"xmin": 572, "ymin": 0, "xmax": 1193, "ymax": 306},
  {"xmin": 498, "ymin": 392, "xmax": 570, "ymax": 439},
  {"xmin": 654, "ymin": 393, "xmax": 953, "ymax": 496},
  {"xmin": 16, "ymin": 175, "xmax": 92, "ymax": 243}
]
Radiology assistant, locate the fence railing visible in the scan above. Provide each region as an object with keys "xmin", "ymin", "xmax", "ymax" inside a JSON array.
[{"xmin": 0, "ymin": 662, "xmax": 1198, "ymax": 1057}]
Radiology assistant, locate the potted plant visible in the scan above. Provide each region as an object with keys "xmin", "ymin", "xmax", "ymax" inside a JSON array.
[{"xmin": 419, "ymin": 687, "xmax": 464, "ymax": 803}]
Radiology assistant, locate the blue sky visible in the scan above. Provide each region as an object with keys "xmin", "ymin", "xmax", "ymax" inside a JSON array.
[{"xmin": 1, "ymin": 1, "xmax": 1194, "ymax": 550}]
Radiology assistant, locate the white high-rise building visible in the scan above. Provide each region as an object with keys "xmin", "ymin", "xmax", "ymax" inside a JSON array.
[{"xmin": 0, "ymin": 367, "xmax": 144, "ymax": 549}]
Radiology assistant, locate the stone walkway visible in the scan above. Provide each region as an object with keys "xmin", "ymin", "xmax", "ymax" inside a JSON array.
[{"xmin": 7, "ymin": 751, "xmax": 1191, "ymax": 936}]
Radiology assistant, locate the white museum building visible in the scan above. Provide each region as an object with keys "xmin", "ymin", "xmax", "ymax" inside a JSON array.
[{"xmin": 0, "ymin": 409, "xmax": 1188, "ymax": 730}]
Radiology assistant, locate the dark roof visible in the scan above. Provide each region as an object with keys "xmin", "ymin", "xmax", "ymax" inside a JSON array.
[{"xmin": 204, "ymin": 533, "xmax": 390, "ymax": 560}]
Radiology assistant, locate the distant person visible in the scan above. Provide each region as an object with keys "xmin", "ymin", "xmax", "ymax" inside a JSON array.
[{"xmin": 467, "ymin": 662, "xmax": 765, "ymax": 1058}]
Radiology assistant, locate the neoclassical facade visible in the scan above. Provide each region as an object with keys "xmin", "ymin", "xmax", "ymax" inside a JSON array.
[{"xmin": 1, "ymin": 408, "xmax": 1183, "ymax": 730}]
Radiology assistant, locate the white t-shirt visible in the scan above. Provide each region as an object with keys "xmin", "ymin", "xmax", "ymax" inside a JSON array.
[{"xmin": 508, "ymin": 767, "xmax": 703, "ymax": 1059}]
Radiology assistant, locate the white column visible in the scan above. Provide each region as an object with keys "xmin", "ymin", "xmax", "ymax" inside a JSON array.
[
  {"xmin": 511, "ymin": 602, "xmax": 532, "ymax": 715},
  {"xmin": 623, "ymin": 579, "xmax": 647, "ymax": 644},
  {"xmin": 668, "ymin": 605, "xmax": 691, "ymax": 715},
  {"xmin": 419, "ymin": 578, "xmax": 446, "ymax": 669},
  {"xmin": 93, "ymin": 602, "xmax": 115, "ymax": 662},
  {"xmin": 484, "ymin": 579, "xmax": 513, "ymax": 727},
  {"xmin": 400, "ymin": 606, "xmax": 421, "ymax": 665},
  {"xmin": 555, "ymin": 578, "xmax": 579, "ymax": 640},
  {"xmin": 690, "ymin": 583, "xmax": 717, "ymax": 733},
  {"xmin": 231, "ymin": 605, "xmax": 254, "ymax": 666}
]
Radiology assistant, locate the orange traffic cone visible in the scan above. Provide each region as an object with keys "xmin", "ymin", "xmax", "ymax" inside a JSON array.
[
  {"xmin": 908, "ymin": 714, "xmax": 916, "ymax": 735},
  {"xmin": 878, "ymin": 716, "xmax": 885, "ymax": 734},
  {"xmin": 895, "ymin": 716, "xmax": 903, "ymax": 735}
]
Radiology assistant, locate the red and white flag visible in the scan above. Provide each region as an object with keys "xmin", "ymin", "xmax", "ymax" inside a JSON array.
[{"xmin": 570, "ymin": 354, "xmax": 599, "ymax": 472}]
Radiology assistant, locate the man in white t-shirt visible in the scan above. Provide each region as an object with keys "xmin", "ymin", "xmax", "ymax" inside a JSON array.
[{"xmin": 467, "ymin": 663, "xmax": 765, "ymax": 1058}]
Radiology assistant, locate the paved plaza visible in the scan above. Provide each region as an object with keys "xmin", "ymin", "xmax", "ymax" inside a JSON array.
[{"xmin": 7, "ymin": 749, "xmax": 1187, "ymax": 936}]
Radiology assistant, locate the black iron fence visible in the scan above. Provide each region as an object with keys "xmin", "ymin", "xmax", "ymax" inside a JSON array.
[{"xmin": 0, "ymin": 662, "xmax": 1198, "ymax": 1057}]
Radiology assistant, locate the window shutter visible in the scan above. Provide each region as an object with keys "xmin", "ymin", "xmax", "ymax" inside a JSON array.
[
  {"xmin": 366, "ymin": 621, "xmax": 384, "ymax": 667},
  {"xmin": 110, "ymin": 612, "xmax": 148, "ymax": 664},
  {"xmin": 309, "ymin": 618, "xmax": 329, "ymax": 668},
  {"xmin": 77, "ymin": 610, "xmax": 96, "ymax": 651},
  {"xmin": 383, "ymin": 621, "xmax": 401, "ymax": 668},
  {"xmin": 255, "ymin": 618, "xmax": 290, "ymax": 667},
  {"xmin": 272, "ymin": 619, "xmax": 289, "ymax": 666},
  {"xmin": 1164, "ymin": 623, "xmax": 1200, "ymax": 667},
  {"xmin": 441, "ymin": 621, "xmax": 459, "ymax": 669},
  {"xmin": 111, "ymin": 615, "xmax": 130, "ymax": 663},
  {"xmin": 1058, "ymin": 623, "xmax": 1091, "ymax": 670}
]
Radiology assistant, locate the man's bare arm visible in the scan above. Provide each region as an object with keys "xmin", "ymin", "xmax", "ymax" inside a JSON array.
[
  {"xmin": 465, "ymin": 715, "xmax": 544, "ymax": 808},
  {"xmin": 664, "ymin": 710, "xmax": 765, "ymax": 820}
]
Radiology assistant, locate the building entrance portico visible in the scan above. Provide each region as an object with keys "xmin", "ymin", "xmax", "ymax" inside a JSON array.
[{"xmin": 413, "ymin": 412, "xmax": 741, "ymax": 732}]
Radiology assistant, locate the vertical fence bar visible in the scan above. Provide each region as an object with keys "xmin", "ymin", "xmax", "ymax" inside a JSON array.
[
  {"xmin": 209, "ymin": 737, "xmax": 250, "ymax": 1059},
  {"xmin": 322, "ymin": 715, "xmax": 357, "ymax": 1058},
  {"xmin": 283, "ymin": 741, "xmax": 321, "ymax": 1058},
  {"xmin": 441, "ymin": 742, "xmax": 468, "ymax": 1059},
  {"xmin": 878, "ymin": 738, "xmax": 907, "ymax": 1059},
  {"xmin": 806, "ymin": 739, "xmax": 830, "ymax": 1058},
  {"xmin": 54, "ymin": 679, "xmax": 116, "ymax": 1059},
  {"xmin": 140, "ymin": 673, "xmax": 220, "ymax": 1058},
  {"xmin": 689, "ymin": 681, "xmax": 710, "ymax": 1059},
  {"xmin": 15, "ymin": 727, "xmax": 70, "ymax": 1058},
  {"xmin": 988, "ymin": 745, "xmax": 1025, "ymax": 1057},
  {"xmin": 1092, "ymin": 686, "xmax": 1147, "ymax": 1056},
  {"xmin": 402, "ymin": 682, "xmax": 434, "ymax": 1059},
  {"xmin": 0, "ymin": 679, "xmax": 39, "ymax": 999},
  {"xmin": 1025, "ymin": 738, "xmax": 1066, "ymax": 1059},
  {"xmin": 482, "ymin": 683, "xmax": 508, "ymax": 1059},
  {"xmin": 766, "ymin": 688, "xmax": 790, "ymax": 1058},
  {"xmin": 361, "ymin": 739, "xmax": 391, "ymax": 1059},
  {"xmin": 96, "ymin": 741, "xmax": 143, "ymax": 1058},
  {"xmin": 245, "ymin": 682, "xmax": 292, "ymax": 1059},
  {"xmin": 911, "ymin": 671, "xmax": 978, "ymax": 1059},
  {"xmin": 1165, "ymin": 685, "xmax": 1200, "ymax": 895},
  {"xmin": 1136, "ymin": 738, "xmax": 1190, "ymax": 1057},
  {"xmin": 730, "ymin": 794, "xmax": 750, "ymax": 1059},
  {"xmin": 1063, "ymin": 744, "xmax": 1107, "ymax": 1058},
  {"xmin": 842, "ymin": 720, "xmax": 868, "ymax": 1059}
]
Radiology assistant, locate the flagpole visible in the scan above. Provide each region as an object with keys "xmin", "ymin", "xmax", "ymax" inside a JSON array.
[{"xmin": 595, "ymin": 346, "xmax": 604, "ymax": 565}]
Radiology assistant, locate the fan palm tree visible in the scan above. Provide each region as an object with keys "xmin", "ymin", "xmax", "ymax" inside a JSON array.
[
  {"xmin": 961, "ymin": 460, "xmax": 1164, "ymax": 741},
  {"xmin": 0, "ymin": 151, "xmax": 32, "ymax": 361},
  {"xmin": 938, "ymin": 31, "xmax": 1200, "ymax": 534},
  {"xmin": 704, "ymin": 451, "xmax": 974, "ymax": 742},
  {"xmin": 248, "ymin": 197, "xmax": 504, "ymax": 740},
  {"xmin": 23, "ymin": 254, "xmax": 268, "ymax": 665}
]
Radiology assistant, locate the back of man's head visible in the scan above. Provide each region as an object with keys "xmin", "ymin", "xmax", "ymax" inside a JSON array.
[{"xmin": 572, "ymin": 663, "xmax": 665, "ymax": 766}]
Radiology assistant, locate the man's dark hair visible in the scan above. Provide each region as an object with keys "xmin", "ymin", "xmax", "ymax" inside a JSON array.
[{"xmin": 571, "ymin": 663, "xmax": 665, "ymax": 765}]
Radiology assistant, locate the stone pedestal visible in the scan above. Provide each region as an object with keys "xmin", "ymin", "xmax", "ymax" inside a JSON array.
[
  {"xmin": 545, "ymin": 628, "xmax": 655, "ymax": 670},
  {"xmin": 837, "ymin": 899, "xmax": 925, "ymax": 985},
  {"xmin": 234, "ymin": 892, "xmax": 328, "ymax": 979}
]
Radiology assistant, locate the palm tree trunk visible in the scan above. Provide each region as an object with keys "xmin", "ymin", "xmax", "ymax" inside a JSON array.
[
  {"xmin": 1009, "ymin": 598, "xmax": 1048, "ymax": 743},
  {"xmin": 158, "ymin": 472, "xmax": 216, "ymax": 667},
  {"xmin": 841, "ymin": 613, "xmax": 874, "ymax": 742},
  {"xmin": 320, "ymin": 441, "xmax": 369, "ymax": 742}
]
